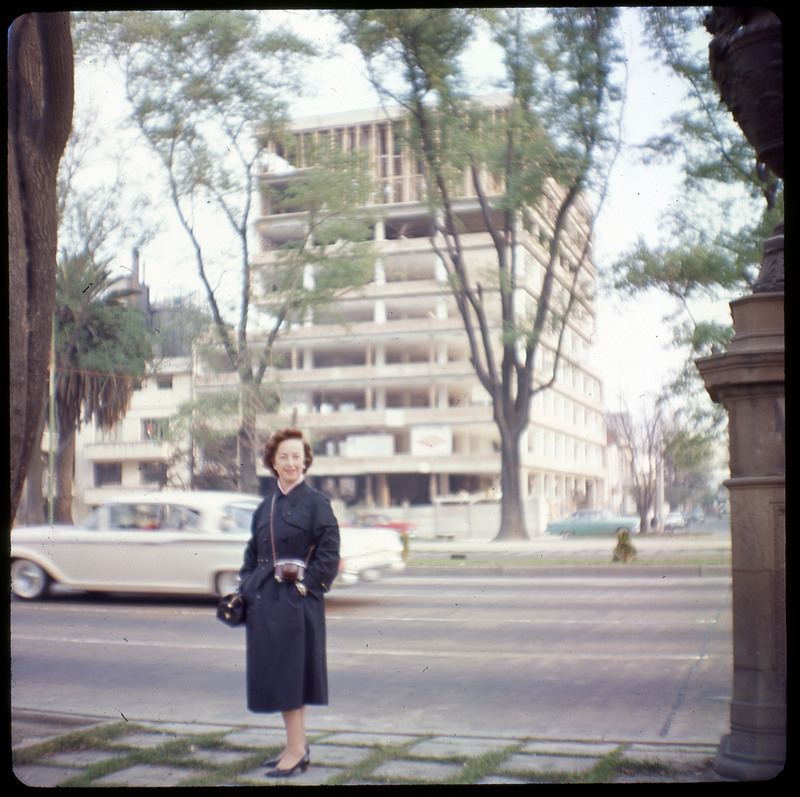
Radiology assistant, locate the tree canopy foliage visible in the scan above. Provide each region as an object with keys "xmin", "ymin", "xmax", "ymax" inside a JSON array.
[
  {"xmin": 74, "ymin": 10, "xmax": 375, "ymax": 490},
  {"xmin": 51, "ymin": 254, "xmax": 153, "ymax": 521},
  {"xmin": 335, "ymin": 8, "xmax": 622, "ymax": 538},
  {"xmin": 610, "ymin": 7, "xmax": 783, "ymax": 477},
  {"xmin": 613, "ymin": 7, "xmax": 783, "ymax": 349}
]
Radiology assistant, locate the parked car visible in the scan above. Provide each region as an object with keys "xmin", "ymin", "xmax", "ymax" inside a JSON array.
[
  {"xmin": 10, "ymin": 490, "xmax": 404, "ymax": 600},
  {"xmin": 337, "ymin": 524, "xmax": 405, "ymax": 586},
  {"xmin": 664, "ymin": 511, "xmax": 687, "ymax": 531},
  {"xmin": 688, "ymin": 508, "xmax": 705, "ymax": 525},
  {"xmin": 546, "ymin": 509, "xmax": 641, "ymax": 538},
  {"xmin": 352, "ymin": 512, "xmax": 418, "ymax": 538}
]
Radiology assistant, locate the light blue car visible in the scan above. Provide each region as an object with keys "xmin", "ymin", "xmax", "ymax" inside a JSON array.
[{"xmin": 546, "ymin": 509, "xmax": 641, "ymax": 538}]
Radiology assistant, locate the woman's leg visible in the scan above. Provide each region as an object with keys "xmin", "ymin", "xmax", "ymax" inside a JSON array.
[{"xmin": 277, "ymin": 706, "xmax": 307, "ymax": 768}]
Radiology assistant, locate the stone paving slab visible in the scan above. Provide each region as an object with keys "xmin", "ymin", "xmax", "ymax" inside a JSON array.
[
  {"xmin": 479, "ymin": 773, "xmax": 543, "ymax": 784},
  {"xmin": 45, "ymin": 749, "xmax": 120, "ymax": 767},
  {"xmin": 109, "ymin": 730, "xmax": 183, "ymax": 748},
  {"xmin": 222, "ymin": 728, "xmax": 288, "ymax": 748},
  {"xmin": 182, "ymin": 747, "xmax": 255, "ymax": 766},
  {"xmin": 522, "ymin": 740, "xmax": 620, "ymax": 756},
  {"xmin": 622, "ymin": 745, "xmax": 717, "ymax": 770},
  {"xmin": 370, "ymin": 758, "xmax": 465, "ymax": 782},
  {"xmin": 238, "ymin": 763, "xmax": 342, "ymax": 786},
  {"xmin": 320, "ymin": 730, "xmax": 422, "ymax": 747},
  {"xmin": 11, "ymin": 714, "xmax": 107, "ymax": 749},
  {"xmin": 408, "ymin": 735, "xmax": 514, "ymax": 758},
  {"xmin": 146, "ymin": 721, "xmax": 234, "ymax": 736},
  {"xmin": 14, "ymin": 763, "xmax": 82, "ymax": 788},
  {"xmin": 499, "ymin": 752, "xmax": 602, "ymax": 775},
  {"xmin": 308, "ymin": 743, "xmax": 376, "ymax": 766},
  {"xmin": 92, "ymin": 763, "xmax": 207, "ymax": 787}
]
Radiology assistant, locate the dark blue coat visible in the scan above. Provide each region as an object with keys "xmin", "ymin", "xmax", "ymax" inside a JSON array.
[{"xmin": 239, "ymin": 481, "xmax": 340, "ymax": 713}]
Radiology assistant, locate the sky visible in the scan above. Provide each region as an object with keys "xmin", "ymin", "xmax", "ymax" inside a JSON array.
[{"xmin": 74, "ymin": 8, "xmax": 738, "ymax": 419}]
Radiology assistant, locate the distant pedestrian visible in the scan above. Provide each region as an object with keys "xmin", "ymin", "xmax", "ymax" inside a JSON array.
[{"xmin": 238, "ymin": 429, "xmax": 340, "ymax": 777}]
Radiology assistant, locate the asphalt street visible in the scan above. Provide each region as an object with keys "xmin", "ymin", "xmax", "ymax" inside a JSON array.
[
  {"xmin": 12, "ymin": 527, "xmax": 741, "ymax": 784},
  {"xmin": 11, "ymin": 552, "xmax": 731, "ymax": 739}
]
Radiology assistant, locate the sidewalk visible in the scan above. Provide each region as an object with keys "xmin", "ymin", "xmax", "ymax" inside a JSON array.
[{"xmin": 12, "ymin": 708, "xmax": 733, "ymax": 786}]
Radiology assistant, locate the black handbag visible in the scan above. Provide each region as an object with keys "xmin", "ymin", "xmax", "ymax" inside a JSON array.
[{"xmin": 217, "ymin": 592, "xmax": 246, "ymax": 627}]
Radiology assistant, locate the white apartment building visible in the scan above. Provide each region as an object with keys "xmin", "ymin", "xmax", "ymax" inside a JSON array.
[
  {"xmin": 72, "ymin": 356, "xmax": 193, "ymax": 520},
  {"xmin": 250, "ymin": 101, "xmax": 608, "ymax": 524}
]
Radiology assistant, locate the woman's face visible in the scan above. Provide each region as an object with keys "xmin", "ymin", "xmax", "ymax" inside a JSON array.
[{"xmin": 274, "ymin": 438, "xmax": 305, "ymax": 489}]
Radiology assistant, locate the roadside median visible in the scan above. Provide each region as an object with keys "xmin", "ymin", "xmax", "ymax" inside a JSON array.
[{"xmin": 405, "ymin": 531, "xmax": 731, "ymax": 575}]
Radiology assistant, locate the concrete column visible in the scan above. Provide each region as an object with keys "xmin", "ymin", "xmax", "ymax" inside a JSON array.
[{"xmin": 696, "ymin": 292, "xmax": 785, "ymax": 781}]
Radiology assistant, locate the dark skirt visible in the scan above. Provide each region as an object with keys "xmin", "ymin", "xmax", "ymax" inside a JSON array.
[{"xmin": 245, "ymin": 577, "xmax": 328, "ymax": 713}]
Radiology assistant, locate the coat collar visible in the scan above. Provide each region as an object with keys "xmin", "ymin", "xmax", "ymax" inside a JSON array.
[{"xmin": 272, "ymin": 479, "xmax": 310, "ymax": 506}]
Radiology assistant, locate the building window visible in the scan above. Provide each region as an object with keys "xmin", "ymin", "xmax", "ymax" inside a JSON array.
[
  {"xmin": 140, "ymin": 461, "xmax": 167, "ymax": 486},
  {"xmin": 94, "ymin": 462, "xmax": 122, "ymax": 487},
  {"xmin": 143, "ymin": 418, "xmax": 169, "ymax": 442}
]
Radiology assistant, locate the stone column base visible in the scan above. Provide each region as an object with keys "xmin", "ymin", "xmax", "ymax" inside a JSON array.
[{"xmin": 715, "ymin": 731, "xmax": 785, "ymax": 781}]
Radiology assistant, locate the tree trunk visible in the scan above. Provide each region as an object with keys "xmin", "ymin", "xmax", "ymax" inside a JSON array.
[
  {"xmin": 237, "ymin": 414, "xmax": 259, "ymax": 494},
  {"xmin": 55, "ymin": 427, "xmax": 76, "ymax": 523},
  {"xmin": 494, "ymin": 424, "xmax": 529, "ymax": 540},
  {"xmin": 21, "ymin": 397, "xmax": 49, "ymax": 525},
  {"xmin": 8, "ymin": 12, "xmax": 73, "ymax": 523}
]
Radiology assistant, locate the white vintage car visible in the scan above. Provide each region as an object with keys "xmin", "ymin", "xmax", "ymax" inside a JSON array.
[{"xmin": 10, "ymin": 490, "xmax": 405, "ymax": 600}]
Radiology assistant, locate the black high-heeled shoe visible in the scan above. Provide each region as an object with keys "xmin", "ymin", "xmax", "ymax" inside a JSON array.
[
  {"xmin": 264, "ymin": 744, "xmax": 309, "ymax": 768},
  {"xmin": 266, "ymin": 751, "xmax": 310, "ymax": 778}
]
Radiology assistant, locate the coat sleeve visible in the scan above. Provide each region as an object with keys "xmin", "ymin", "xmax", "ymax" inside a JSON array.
[
  {"xmin": 306, "ymin": 491, "xmax": 340, "ymax": 596},
  {"xmin": 239, "ymin": 500, "xmax": 264, "ymax": 586}
]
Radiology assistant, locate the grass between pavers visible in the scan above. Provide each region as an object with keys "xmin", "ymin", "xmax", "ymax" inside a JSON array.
[
  {"xmin": 12, "ymin": 723, "xmax": 710, "ymax": 786},
  {"xmin": 13, "ymin": 722, "xmax": 241, "ymax": 788}
]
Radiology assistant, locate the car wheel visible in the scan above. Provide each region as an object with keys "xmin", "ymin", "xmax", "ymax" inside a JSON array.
[
  {"xmin": 11, "ymin": 559, "xmax": 51, "ymax": 600},
  {"xmin": 216, "ymin": 571, "xmax": 241, "ymax": 596},
  {"xmin": 560, "ymin": 530, "xmax": 573, "ymax": 539}
]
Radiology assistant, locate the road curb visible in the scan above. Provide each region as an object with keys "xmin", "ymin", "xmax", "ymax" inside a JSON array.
[{"xmin": 405, "ymin": 563, "xmax": 731, "ymax": 578}]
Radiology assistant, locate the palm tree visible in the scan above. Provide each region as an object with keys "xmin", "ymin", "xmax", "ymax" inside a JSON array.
[{"xmin": 51, "ymin": 252, "xmax": 153, "ymax": 522}]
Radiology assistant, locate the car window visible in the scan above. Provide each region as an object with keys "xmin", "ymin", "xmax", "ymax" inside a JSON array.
[
  {"xmin": 164, "ymin": 504, "xmax": 202, "ymax": 531},
  {"xmin": 224, "ymin": 504, "xmax": 257, "ymax": 532},
  {"xmin": 133, "ymin": 504, "xmax": 163, "ymax": 529},
  {"xmin": 83, "ymin": 506, "xmax": 102, "ymax": 530},
  {"xmin": 107, "ymin": 504, "xmax": 137, "ymax": 529}
]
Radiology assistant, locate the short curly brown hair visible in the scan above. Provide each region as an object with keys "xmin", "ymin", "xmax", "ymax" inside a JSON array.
[{"xmin": 262, "ymin": 428, "xmax": 314, "ymax": 477}]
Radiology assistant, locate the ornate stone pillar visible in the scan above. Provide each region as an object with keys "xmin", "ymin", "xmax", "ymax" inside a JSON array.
[
  {"xmin": 698, "ymin": 7, "xmax": 784, "ymax": 780},
  {"xmin": 696, "ymin": 291, "xmax": 785, "ymax": 780}
]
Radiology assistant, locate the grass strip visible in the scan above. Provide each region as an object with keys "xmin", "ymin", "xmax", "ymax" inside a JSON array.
[{"xmin": 325, "ymin": 736, "xmax": 432, "ymax": 785}]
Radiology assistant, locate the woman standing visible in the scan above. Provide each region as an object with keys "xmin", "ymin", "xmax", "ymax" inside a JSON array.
[{"xmin": 239, "ymin": 429, "xmax": 340, "ymax": 777}]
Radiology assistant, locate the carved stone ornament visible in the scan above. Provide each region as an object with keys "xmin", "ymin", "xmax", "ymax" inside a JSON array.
[
  {"xmin": 706, "ymin": 7, "xmax": 783, "ymax": 293},
  {"xmin": 706, "ymin": 7, "xmax": 783, "ymax": 180}
]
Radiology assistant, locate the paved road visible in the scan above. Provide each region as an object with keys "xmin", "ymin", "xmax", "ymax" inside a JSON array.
[{"xmin": 11, "ymin": 568, "xmax": 732, "ymax": 744}]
